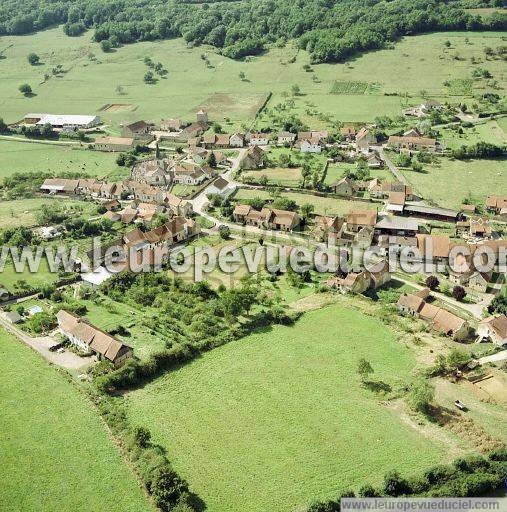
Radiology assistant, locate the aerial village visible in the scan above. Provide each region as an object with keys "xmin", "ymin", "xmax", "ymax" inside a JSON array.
[{"xmin": 0, "ymin": 102, "xmax": 506, "ymax": 374}]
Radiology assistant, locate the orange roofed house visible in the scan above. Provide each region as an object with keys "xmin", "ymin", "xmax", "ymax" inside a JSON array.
[
  {"xmin": 346, "ymin": 209, "xmax": 377, "ymax": 232},
  {"xmin": 397, "ymin": 291, "xmax": 471, "ymax": 341},
  {"xmin": 56, "ymin": 310, "xmax": 133, "ymax": 367},
  {"xmin": 233, "ymin": 204, "xmax": 300, "ymax": 231},
  {"xmin": 485, "ymin": 195, "xmax": 507, "ymax": 216}
]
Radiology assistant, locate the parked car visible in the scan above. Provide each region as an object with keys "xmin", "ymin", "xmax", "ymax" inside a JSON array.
[{"xmin": 454, "ymin": 400, "xmax": 468, "ymax": 411}]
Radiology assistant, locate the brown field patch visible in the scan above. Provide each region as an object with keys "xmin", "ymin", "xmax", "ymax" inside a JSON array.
[
  {"xmin": 99, "ymin": 103, "xmax": 135, "ymax": 113},
  {"xmin": 194, "ymin": 92, "xmax": 269, "ymax": 119}
]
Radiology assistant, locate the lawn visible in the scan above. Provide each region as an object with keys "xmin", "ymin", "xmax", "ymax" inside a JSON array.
[
  {"xmin": 242, "ymin": 166, "xmax": 302, "ymax": 186},
  {"xmin": 1, "ymin": 29, "xmax": 505, "ymax": 133},
  {"xmin": 403, "ymin": 156, "xmax": 506, "ymax": 209},
  {"xmin": 324, "ymin": 163, "xmax": 393, "ymax": 186},
  {"xmin": 0, "ymin": 139, "xmax": 126, "ymax": 180},
  {"xmin": 234, "ymin": 188, "xmax": 379, "ymax": 216},
  {"xmin": 0, "ymin": 255, "xmax": 59, "ymax": 292},
  {"xmin": 126, "ymin": 303, "xmax": 446, "ymax": 512},
  {"xmin": 0, "ymin": 328, "xmax": 153, "ymax": 512},
  {"xmin": 71, "ymin": 296, "xmax": 167, "ymax": 361}
]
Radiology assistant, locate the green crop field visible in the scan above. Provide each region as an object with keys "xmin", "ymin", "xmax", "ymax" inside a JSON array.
[
  {"xmin": 0, "ymin": 139, "xmax": 126, "ymax": 180},
  {"xmin": 126, "ymin": 303, "xmax": 447, "ymax": 512},
  {"xmin": 402, "ymin": 156, "xmax": 506, "ymax": 209},
  {"xmin": 0, "ymin": 329, "xmax": 153, "ymax": 512},
  {"xmin": 0, "ymin": 29, "xmax": 505, "ymax": 132}
]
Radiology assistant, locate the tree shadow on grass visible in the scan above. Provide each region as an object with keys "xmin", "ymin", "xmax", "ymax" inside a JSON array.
[{"xmin": 362, "ymin": 380, "xmax": 392, "ymax": 394}]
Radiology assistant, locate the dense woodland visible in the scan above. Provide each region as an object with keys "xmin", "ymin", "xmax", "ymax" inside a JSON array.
[{"xmin": 0, "ymin": 0, "xmax": 505, "ymax": 62}]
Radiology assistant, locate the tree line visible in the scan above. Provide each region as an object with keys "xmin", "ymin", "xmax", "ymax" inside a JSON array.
[{"xmin": 0, "ymin": 0, "xmax": 505, "ymax": 63}]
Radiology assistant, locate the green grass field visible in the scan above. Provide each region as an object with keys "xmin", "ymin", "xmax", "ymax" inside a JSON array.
[
  {"xmin": 0, "ymin": 328, "xmax": 153, "ymax": 512},
  {"xmin": 242, "ymin": 166, "xmax": 303, "ymax": 186},
  {"xmin": 126, "ymin": 303, "xmax": 446, "ymax": 512},
  {"xmin": 0, "ymin": 29, "xmax": 505, "ymax": 131},
  {"xmin": 0, "ymin": 139, "xmax": 126, "ymax": 180},
  {"xmin": 403, "ymin": 156, "xmax": 506, "ymax": 208},
  {"xmin": 439, "ymin": 119, "xmax": 507, "ymax": 150},
  {"xmin": 0, "ymin": 197, "xmax": 97, "ymax": 228},
  {"xmin": 234, "ymin": 188, "xmax": 379, "ymax": 216}
]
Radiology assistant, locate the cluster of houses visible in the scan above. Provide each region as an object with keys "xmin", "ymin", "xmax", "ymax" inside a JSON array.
[
  {"xmin": 233, "ymin": 204, "xmax": 301, "ymax": 232},
  {"xmin": 397, "ymin": 288, "xmax": 471, "ymax": 341},
  {"xmin": 40, "ymin": 178, "xmax": 194, "ymax": 216},
  {"xmin": 397, "ymin": 288, "xmax": 507, "ymax": 346},
  {"xmin": 325, "ymin": 261, "xmax": 391, "ymax": 294},
  {"xmin": 131, "ymin": 158, "xmax": 214, "ymax": 188},
  {"xmin": 56, "ymin": 310, "xmax": 133, "ymax": 367}
]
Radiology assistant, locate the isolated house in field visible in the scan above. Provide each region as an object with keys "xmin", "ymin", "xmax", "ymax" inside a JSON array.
[
  {"xmin": 241, "ymin": 146, "xmax": 265, "ymax": 169},
  {"xmin": 56, "ymin": 310, "xmax": 133, "ymax": 367},
  {"xmin": 330, "ymin": 177, "xmax": 357, "ymax": 197},
  {"xmin": 94, "ymin": 136, "xmax": 135, "ymax": 152},
  {"xmin": 346, "ymin": 210, "xmax": 377, "ymax": 232},
  {"xmin": 355, "ymin": 128, "xmax": 376, "ymax": 152},
  {"xmin": 478, "ymin": 315, "xmax": 507, "ymax": 346},
  {"xmin": 278, "ymin": 131, "xmax": 297, "ymax": 145}
]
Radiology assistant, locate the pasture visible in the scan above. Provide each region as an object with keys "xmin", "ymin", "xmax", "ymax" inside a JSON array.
[
  {"xmin": 0, "ymin": 329, "xmax": 153, "ymax": 512},
  {"xmin": 0, "ymin": 139, "xmax": 125, "ymax": 180},
  {"xmin": 126, "ymin": 303, "xmax": 446, "ymax": 512},
  {"xmin": 403, "ymin": 156, "xmax": 506, "ymax": 209},
  {"xmin": 439, "ymin": 119, "xmax": 507, "ymax": 150},
  {"xmin": 0, "ymin": 28, "xmax": 505, "ymax": 132}
]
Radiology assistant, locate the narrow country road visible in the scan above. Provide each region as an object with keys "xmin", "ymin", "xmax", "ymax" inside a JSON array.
[{"xmin": 376, "ymin": 146, "xmax": 410, "ymax": 186}]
